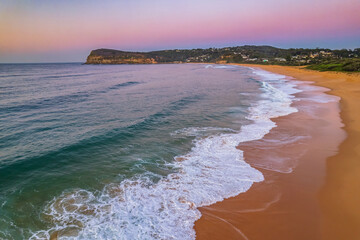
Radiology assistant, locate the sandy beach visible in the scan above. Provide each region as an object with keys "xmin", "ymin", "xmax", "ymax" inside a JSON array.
[{"xmin": 195, "ymin": 65, "xmax": 360, "ymax": 240}]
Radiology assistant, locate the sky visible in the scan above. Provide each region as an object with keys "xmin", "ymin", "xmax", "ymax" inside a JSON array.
[{"xmin": 0, "ymin": 0, "xmax": 359, "ymax": 63}]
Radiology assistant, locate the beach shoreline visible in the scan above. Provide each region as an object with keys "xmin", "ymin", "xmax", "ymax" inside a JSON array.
[{"xmin": 194, "ymin": 65, "xmax": 360, "ymax": 239}]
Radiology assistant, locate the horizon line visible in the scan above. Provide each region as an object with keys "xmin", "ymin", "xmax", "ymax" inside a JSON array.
[{"xmin": 1, "ymin": 44, "xmax": 358, "ymax": 64}]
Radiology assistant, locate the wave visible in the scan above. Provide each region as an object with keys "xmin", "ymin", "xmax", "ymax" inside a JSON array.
[
  {"xmin": 0, "ymin": 94, "xmax": 203, "ymax": 179},
  {"xmin": 30, "ymin": 68, "xmax": 300, "ymax": 240},
  {"xmin": 205, "ymin": 65, "xmax": 236, "ymax": 69},
  {"xmin": 0, "ymin": 74, "xmax": 30, "ymax": 78},
  {"xmin": 1, "ymin": 81, "xmax": 143, "ymax": 113},
  {"xmin": 108, "ymin": 81, "xmax": 141, "ymax": 89},
  {"xmin": 38, "ymin": 73, "xmax": 100, "ymax": 80},
  {"xmin": 171, "ymin": 127, "xmax": 237, "ymax": 137}
]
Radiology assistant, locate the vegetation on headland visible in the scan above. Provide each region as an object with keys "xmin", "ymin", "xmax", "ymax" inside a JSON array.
[
  {"xmin": 305, "ymin": 59, "xmax": 360, "ymax": 72},
  {"xmin": 85, "ymin": 46, "xmax": 360, "ymax": 72}
]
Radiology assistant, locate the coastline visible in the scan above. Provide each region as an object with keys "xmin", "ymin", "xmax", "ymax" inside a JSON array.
[{"xmin": 195, "ymin": 65, "xmax": 360, "ymax": 239}]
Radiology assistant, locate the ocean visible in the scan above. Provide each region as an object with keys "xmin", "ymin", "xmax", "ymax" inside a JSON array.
[{"xmin": 0, "ymin": 63, "xmax": 299, "ymax": 239}]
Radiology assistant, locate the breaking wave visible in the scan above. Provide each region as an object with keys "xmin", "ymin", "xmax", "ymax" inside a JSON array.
[{"xmin": 30, "ymin": 67, "xmax": 300, "ymax": 240}]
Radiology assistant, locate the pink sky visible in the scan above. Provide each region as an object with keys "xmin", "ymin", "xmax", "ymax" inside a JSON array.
[{"xmin": 0, "ymin": 0, "xmax": 359, "ymax": 62}]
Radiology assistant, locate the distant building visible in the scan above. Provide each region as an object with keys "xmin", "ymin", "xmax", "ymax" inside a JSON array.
[
  {"xmin": 310, "ymin": 53, "xmax": 319, "ymax": 58},
  {"xmin": 320, "ymin": 51, "xmax": 333, "ymax": 56}
]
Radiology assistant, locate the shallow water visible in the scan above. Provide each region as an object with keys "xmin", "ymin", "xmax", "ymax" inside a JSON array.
[{"xmin": 1, "ymin": 63, "xmax": 299, "ymax": 239}]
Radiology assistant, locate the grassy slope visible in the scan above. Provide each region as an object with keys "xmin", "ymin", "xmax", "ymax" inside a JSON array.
[{"xmin": 306, "ymin": 59, "xmax": 360, "ymax": 72}]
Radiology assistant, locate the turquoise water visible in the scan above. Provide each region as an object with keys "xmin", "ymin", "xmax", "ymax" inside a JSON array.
[
  {"xmin": 0, "ymin": 63, "xmax": 300, "ymax": 239},
  {"xmin": 0, "ymin": 63, "xmax": 266, "ymax": 239}
]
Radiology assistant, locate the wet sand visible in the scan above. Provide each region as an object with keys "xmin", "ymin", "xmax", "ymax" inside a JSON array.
[{"xmin": 195, "ymin": 65, "xmax": 360, "ymax": 239}]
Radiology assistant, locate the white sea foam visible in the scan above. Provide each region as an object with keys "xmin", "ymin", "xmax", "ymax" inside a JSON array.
[
  {"xmin": 30, "ymin": 67, "xmax": 300, "ymax": 240},
  {"xmin": 205, "ymin": 64, "xmax": 236, "ymax": 69},
  {"xmin": 294, "ymin": 81, "xmax": 340, "ymax": 103},
  {"xmin": 171, "ymin": 127, "xmax": 237, "ymax": 137}
]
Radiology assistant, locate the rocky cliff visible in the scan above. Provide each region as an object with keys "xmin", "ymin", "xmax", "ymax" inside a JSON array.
[{"xmin": 86, "ymin": 49, "xmax": 157, "ymax": 64}]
